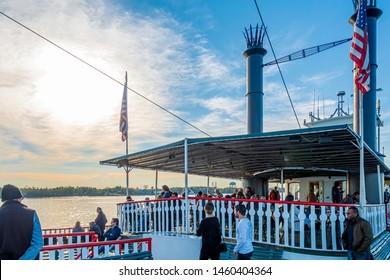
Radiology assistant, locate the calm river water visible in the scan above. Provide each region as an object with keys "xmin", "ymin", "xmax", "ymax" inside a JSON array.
[{"xmin": 23, "ymin": 195, "xmax": 150, "ymax": 229}]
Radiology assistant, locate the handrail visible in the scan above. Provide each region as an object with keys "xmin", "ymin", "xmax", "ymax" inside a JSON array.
[
  {"xmin": 43, "ymin": 231, "xmax": 97, "ymax": 238},
  {"xmin": 117, "ymin": 196, "xmax": 357, "ymax": 207},
  {"xmin": 40, "ymin": 237, "xmax": 152, "ymax": 260},
  {"xmin": 116, "ymin": 196, "xmax": 387, "ymax": 252},
  {"xmin": 42, "ymin": 231, "xmax": 99, "ymax": 250},
  {"xmin": 42, "ymin": 238, "xmax": 152, "ymax": 251},
  {"xmin": 42, "ymin": 226, "xmax": 108, "ymax": 235}
]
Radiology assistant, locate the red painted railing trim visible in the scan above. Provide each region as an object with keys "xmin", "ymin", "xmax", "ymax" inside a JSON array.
[
  {"xmin": 43, "ymin": 231, "xmax": 97, "ymax": 238},
  {"xmin": 42, "ymin": 237, "xmax": 152, "ymax": 252},
  {"xmin": 117, "ymin": 196, "xmax": 356, "ymax": 207}
]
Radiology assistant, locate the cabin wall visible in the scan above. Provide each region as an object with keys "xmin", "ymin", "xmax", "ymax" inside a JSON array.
[
  {"xmin": 282, "ymin": 176, "xmax": 346, "ymax": 202},
  {"xmin": 366, "ymin": 173, "xmax": 383, "ymax": 204},
  {"xmin": 245, "ymin": 177, "xmax": 269, "ymax": 198}
]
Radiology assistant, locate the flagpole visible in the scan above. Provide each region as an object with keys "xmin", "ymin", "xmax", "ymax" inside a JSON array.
[
  {"xmin": 120, "ymin": 71, "xmax": 130, "ymax": 196},
  {"xmin": 359, "ymin": 88, "xmax": 366, "ymax": 207},
  {"xmin": 125, "ymin": 72, "xmax": 129, "ymax": 197}
]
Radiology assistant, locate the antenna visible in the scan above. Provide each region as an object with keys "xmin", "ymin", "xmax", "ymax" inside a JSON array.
[
  {"xmin": 323, "ymin": 96, "xmax": 325, "ymax": 119},
  {"xmin": 317, "ymin": 93, "xmax": 320, "ymax": 119},
  {"xmin": 312, "ymin": 90, "xmax": 315, "ymax": 121}
]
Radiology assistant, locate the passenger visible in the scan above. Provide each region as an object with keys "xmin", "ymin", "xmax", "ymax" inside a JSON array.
[
  {"xmin": 285, "ymin": 192, "xmax": 294, "ymax": 202},
  {"xmin": 285, "ymin": 192, "xmax": 294, "ymax": 212},
  {"xmin": 269, "ymin": 186, "xmax": 281, "ymax": 201},
  {"xmin": 332, "ymin": 182, "xmax": 344, "ymax": 203},
  {"xmin": 0, "ymin": 184, "xmax": 43, "ymax": 260},
  {"xmin": 98, "ymin": 218, "xmax": 121, "ymax": 255},
  {"xmin": 306, "ymin": 188, "xmax": 318, "ymax": 203},
  {"xmin": 162, "ymin": 185, "xmax": 172, "ymax": 198},
  {"xmin": 196, "ymin": 202, "xmax": 221, "ymax": 260},
  {"xmin": 72, "ymin": 221, "xmax": 84, "ymax": 233},
  {"xmin": 231, "ymin": 188, "xmax": 239, "ymax": 198},
  {"xmin": 103, "ymin": 218, "xmax": 121, "ymax": 241},
  {"xmin": 152, "ymin": 195, "xmax": 163, "ymax": 231},
  {"xmin": 236, "ymin": 191, "xmax": 245, "ymax": 199},
  {"xmin": 233, "ymin": 204, "xmax": 253, "ymax": 260},
  {"xmin": 384, "ymin": 189, "xmax": 390, "ymax": 204},
  {"xmin": 94, "ymin": 207, "xmax": 108, "ymax": 241},
  {"xmin": 140, "ymin": 197, "xmax": 151, "ymax": 231},
  {"xmin": 88, "ymin": 221, "xmax": 102, "ymax": 240},
  {"xmin": 341, "ymin": 194, "xmax": 354, "ymax": 204},
  {"xmin": 72, "ymin": 221, "xmax": 85, "ymax": 243},
  {"xmin": 341, "ymin": 206, "xmax": 373, "ymax": 260},
  {"xmin": 162, "ymin": 186, "xmax": 173, "ymax": 230},
  {"xmin": 352, "ymin": 192, "xmax": 360, "ymax": 204},
  {"xmin": 171, "ymin": 192, "xmax": 178, "ymax": 198},
  {"xmin": 214, "ymin": 188, "xmax": 223, "ymax": 198},
  {"xmin": 123, "ymin": 196, "xmax": 133, "ymax": 232},
  {"xmin": 245, "ymin": 187, "xmax": 254, "ymax": 199}
]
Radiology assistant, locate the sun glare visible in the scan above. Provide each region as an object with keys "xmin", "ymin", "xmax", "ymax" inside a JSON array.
[{"xmin": 33, "ymin": 47, "xmax": 120, "ymax": 125}]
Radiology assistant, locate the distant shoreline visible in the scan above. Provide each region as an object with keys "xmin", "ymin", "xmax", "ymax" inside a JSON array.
[{"xmin": 2, "ymin": 186, "xmax": 235, "ymax": 199}]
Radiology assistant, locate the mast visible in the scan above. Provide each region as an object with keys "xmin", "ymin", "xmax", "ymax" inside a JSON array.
[
  {"xmin": 119, "ymin": 71, "xmax": 131, "ymax": 196},
  {"xmin": 350, "ymin": 0, "xmax": 383, "ymax": 204}
]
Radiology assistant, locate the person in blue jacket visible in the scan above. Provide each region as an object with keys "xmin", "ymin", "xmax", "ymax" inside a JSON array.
[
  {"xmin": 98, "ymin": 218, "xmax": 121, "ymax": 255},
  {"xmin": 103, "ymin": 218, "xmax": 121, "ymax": 241}
]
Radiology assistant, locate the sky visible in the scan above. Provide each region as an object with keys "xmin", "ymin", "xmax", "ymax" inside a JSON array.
[{"xmin": 1, "ymin": 0, "xmax": 389, "ymax": 190}]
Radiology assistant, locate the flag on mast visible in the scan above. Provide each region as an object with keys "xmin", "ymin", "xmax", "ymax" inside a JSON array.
[
  {"xmin": 119, "ymin": 72, "xmax": 128, "ymax": 142},
  {"xmin": 350, "ymin": 0, "xmax": 370, "ymax": 94}
]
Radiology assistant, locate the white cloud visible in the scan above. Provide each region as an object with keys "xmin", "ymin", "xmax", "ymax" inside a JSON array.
[
  {"xmin": 0, "ymin": 0, "xmax": 248, "ymax": 187},
  {"xmin": 1, "ymin": 0, "xmax": 389, "ymax": 188}
]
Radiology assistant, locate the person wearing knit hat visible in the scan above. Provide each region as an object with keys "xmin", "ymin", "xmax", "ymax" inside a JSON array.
[
  {"xmin": 0, "ymin": 184, "xmax": 43, "ymax": 260},
  {"xmin": 1, "ymin": 184, "xmax": 23, "ymax": 202}
]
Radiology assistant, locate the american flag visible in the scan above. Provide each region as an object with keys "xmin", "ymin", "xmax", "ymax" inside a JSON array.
[
  {"xmin": 350, "ymin": 0, "xmax": 370, "ymax": 94},
  {"xmin": 119, "ymin": 72, "xmax": 128, "ymax": 142}
]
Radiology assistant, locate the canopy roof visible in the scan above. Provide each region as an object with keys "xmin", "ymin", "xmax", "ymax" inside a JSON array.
[{"xmin": 100, "ymin": 125, "xmax": 389, "ymax": 180}]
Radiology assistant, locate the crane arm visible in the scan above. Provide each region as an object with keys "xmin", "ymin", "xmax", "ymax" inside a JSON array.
[{"xmin": 263, "ymin": 37, "xmax": 352, "ymax": 67}]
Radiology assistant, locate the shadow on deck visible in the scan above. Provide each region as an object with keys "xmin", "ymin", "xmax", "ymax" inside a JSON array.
[{"xmin": 220, "ymin": 242, "xmax": 283, "ymax": 260}]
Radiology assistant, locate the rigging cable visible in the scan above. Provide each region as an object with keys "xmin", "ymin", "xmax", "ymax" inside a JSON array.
[
  {"xmin": 0, "ymin": 11, "xmax": 212, "ymax": 138},
  {"xmin": 253, "ymin": 0, "xmax": 302, "ymax": 129}
]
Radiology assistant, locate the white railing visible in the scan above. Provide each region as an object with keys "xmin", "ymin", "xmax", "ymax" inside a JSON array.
[
  {"xmin": 40, "ymin": 235, "xmax": 152, "ymax": 260},
  {"xmin": 362, "ymin": 204, "xmax": 387, "ymax": 237},
  {"xmin": 117, "ymin": 197, "xmax": 387, "ymax": 252},
  {"xmin": 41, "ymin": 231, "xmax": 98, "ymax": 260},
  {"xmin": 42, "ymin": 226, "xmax": 108, "ymax": 235}
]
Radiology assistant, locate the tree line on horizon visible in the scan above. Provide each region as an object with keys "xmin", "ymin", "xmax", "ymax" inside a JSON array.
[{"xmin": 0, "ymin": 185, "xmax": 236, "ymax": 198}]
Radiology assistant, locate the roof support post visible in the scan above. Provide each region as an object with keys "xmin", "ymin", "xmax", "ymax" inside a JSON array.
[
  {"xmin": 281, "ymin": 168, "xmax": 284, "ymax": 200},
  {"xmin": 155, "ymin": 170, "xmax": 158, "ymax": 199},
  {"xmin": 184, "ymin": 138, "xmax": 190, "ymax": 234}
]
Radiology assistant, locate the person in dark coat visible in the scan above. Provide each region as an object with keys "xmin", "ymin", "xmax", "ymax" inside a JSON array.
[
  {"xmin": 0, "ymin": 184, "xmax": 43, "ymax": 260},
  {"xmin": 385, "ymin": 189, "xmax": 390, "ymax": 204},
  {"xmin": 332, "ymin": 182, "xmax": 344, "ymax": 203},
  {"xmin": 88, "ymin": 221, "xmax": 101, "ymax": 240},
  {"xmin": 341, "ymin": 194, "xmax": 354, "ymax": 204},
  {"xmin": 95, "ymin": 207, "xmax": 107, "ymax": 241},
  {"xmin": 72, "ymin": 221, "xmax": 85, "ymax": 243},
  {"xmin": 196, "ymin": 202, "xmax": 222, "ymax": 260},
  {"xmin": 103, "ymin": 218, "xmax": 121, "ymax": 241},
  {"xmin": 98, "ymin": 218, "xmax": 121, "ymax": 255},
  {"xmin": 342, "ymin": 206, "xmax": 373, "ymax": 260}
]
